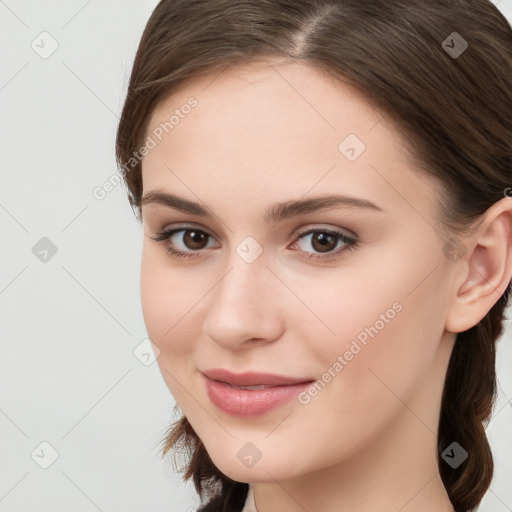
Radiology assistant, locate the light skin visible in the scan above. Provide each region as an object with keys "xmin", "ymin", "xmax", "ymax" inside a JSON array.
[{"xmin": 138, "ymin": 58, "xmax": 512, "ymax": 512}]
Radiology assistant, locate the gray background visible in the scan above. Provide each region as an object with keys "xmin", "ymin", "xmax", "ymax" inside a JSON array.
[{"xmin": 0, "ymin": 1, "xmax": 511, "ymax": 511}]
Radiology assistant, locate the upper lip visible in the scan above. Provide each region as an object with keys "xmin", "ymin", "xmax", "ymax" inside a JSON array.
[{"xmin": 202, "ymin": 368, "xmax": 314, "ymax": 387}]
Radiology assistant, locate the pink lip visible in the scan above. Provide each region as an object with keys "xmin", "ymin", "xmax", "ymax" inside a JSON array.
[
  {"xmin": 201, "ymin": 370, "xmax": 314, "ymax": 417},
  {"xmin": 202, "ymin": 368, "xmax": 313, "ymax": 387}
]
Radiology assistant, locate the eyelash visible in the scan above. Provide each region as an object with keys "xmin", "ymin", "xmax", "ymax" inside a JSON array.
[{"xmin": 150, "ymin": 224, "xmax": 359, "ymax": 261}]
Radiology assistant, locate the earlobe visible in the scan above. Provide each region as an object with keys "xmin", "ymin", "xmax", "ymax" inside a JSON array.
[{"xmin": 445, "ymin": 201, "xmax": 512, "ymax": 334}]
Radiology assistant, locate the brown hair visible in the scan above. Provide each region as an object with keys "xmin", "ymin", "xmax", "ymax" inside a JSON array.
[{"xmin": 115, "ymin": 1, "xmax": 512, "ymax": 510}]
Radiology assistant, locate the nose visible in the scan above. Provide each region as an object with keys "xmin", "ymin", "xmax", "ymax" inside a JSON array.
[{"xmin": 202, "ymin": 256, "xmax": 285, "ymax": 350}]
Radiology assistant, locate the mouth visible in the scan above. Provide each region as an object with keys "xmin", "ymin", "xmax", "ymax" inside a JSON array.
[
  {"xmin": 201, "ymin": 368, "xmax": 314, "ymax": 387},
  {"xmin": 215, "ymin": 381, "xmax": 277, "ymax": 390},
  {"xmin": 202, "ymin": 373, "xmax": 315, "ymax": 417}
]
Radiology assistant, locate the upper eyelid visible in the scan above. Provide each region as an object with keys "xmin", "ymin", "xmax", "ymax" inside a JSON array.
[
  {"xmin": 295, "ymin": 225, "xmax": 356, "ymax": 238},
  {"xmin": 162, "ymin": 224, "xmax": 219, "ymax": 244}
]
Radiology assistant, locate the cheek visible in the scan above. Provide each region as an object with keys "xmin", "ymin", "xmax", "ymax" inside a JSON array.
[
  {"xmin": 140, "ymin": 247, "xmax": 200, "ymax": 355},
  {"xmin": 292, "ymin": 245, "xmax": 445, "ymax": 402},
  {"xmin": 140, "ymin": 249, "xmax": 204, "ymax": 405}
]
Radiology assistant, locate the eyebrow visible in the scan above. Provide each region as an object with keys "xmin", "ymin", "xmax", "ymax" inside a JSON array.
[{"xmin": 140, "ymin": 189, "xmax": 384, "ymax": 223}]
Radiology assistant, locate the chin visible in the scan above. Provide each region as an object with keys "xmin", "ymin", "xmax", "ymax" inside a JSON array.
[{"xmin": 204, "ymin": 443, "xmax": 307, "ymax": 483}]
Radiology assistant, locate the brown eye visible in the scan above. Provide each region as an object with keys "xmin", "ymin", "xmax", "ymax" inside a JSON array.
[
  {"xmin": 182, "ymin": 230, "xmax": 209, "ymax": 250},
  {"xmin": 291, "ymin": 228, "xmax": 358, "ymax": 261},
  {"xmin": 150, "ymin": 226, "xmax": 218, "ymax": 258},
  {"xmin": 151, "ymin": 225, "xmax": 358, "ymax": 261},
  {"xmin": 310, "ymin": 232, "xmax": 338, "ymax": 253}
]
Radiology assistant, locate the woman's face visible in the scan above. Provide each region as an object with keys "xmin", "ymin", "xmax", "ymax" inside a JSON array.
[{"xmin": 139, "ymin": 59, "xmax": 457, "ymax": 483}]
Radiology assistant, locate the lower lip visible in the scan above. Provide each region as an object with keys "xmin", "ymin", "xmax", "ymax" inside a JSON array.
[{"xmin": 203, "ymin": 375, "xmax": 313, "ymax": 417}]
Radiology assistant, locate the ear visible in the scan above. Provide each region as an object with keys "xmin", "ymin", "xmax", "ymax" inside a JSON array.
[{"xmin": 445, "ymin": 197, "xmax": 512, "ymax": 334}]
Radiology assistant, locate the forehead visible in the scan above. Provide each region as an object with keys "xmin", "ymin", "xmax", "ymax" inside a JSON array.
[
  {"xmin": 147, "ymin": 57, "xmax": 383, "ymax": 139},
  {"xmin": 141, "ymin": 58, "xmax": 441, "ymax": 226}
]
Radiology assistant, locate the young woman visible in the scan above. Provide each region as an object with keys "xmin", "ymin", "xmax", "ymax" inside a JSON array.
[{"xmin": 115, "ymin": 1, "xmax": 512, "ymax": 510}]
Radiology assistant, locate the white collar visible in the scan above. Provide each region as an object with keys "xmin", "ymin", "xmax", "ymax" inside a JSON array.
[{"xmin": 241, "ymin": 484, "xmax": 258, "ymax": 512}]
